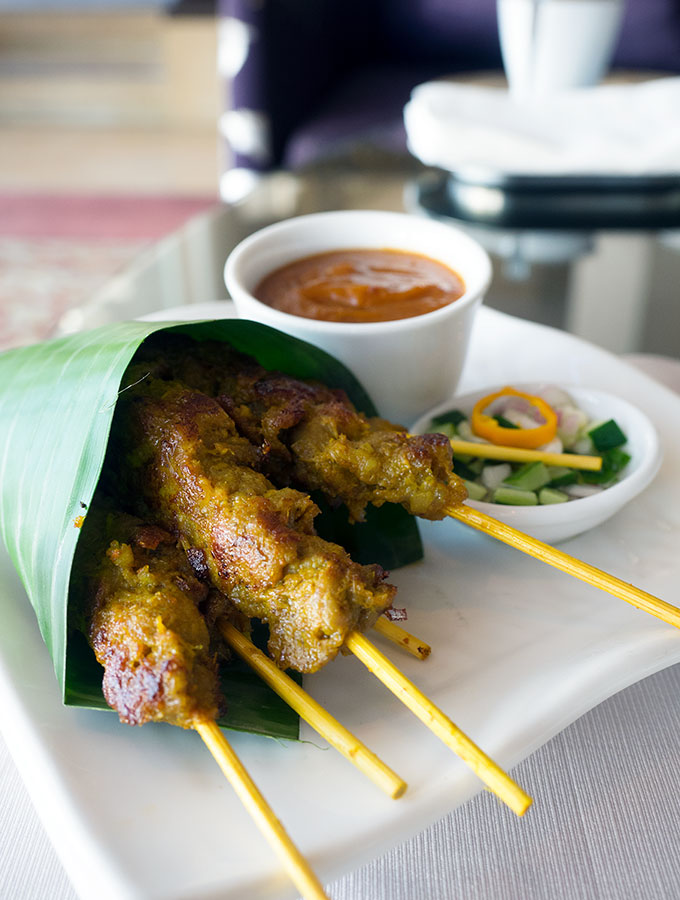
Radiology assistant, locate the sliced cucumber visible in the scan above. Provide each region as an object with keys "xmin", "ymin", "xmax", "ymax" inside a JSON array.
[
  {"xmin": 493, "ymin": 486, "xmax": 538, "ymax": 506},
  {"xmin": 588, "ymin": 418, "xmax": 627, "ymax": 451},
  {"xmin": 582, "ymin": 447, "xmax": 631, "ymax": 484},
  {"xmin": 547, "ymin": 466, "xmax": 579, "ymax": 488},
  {"xmin": 433, "ymin": 421, "xmax": 457, "ymax": 439},
  {"xmin": 435, "ymin": 394, "xmax": 630, "ymax": 507},
  {"xmin": 503, "ymin": 461, "xmax": 551, "ymax": 492},
  {"xmin": 538, "ymin": 487, "xmax": 569, "ymax": 505},
  {"xmin": 431, "ymin": 409, "xmax": 467, "ymax": 428},
  {"xmin": 606, "ymin": 446, "xmax": 632, "ymax": 472},
  {"xmin": 547, "ymin": 466, "xmax": 578, "ymax": 487},
  {"xmin": 463, "ymin": 479, "xmax": 488, "ymax": 501},
  {"xmin": 455, "ymin": 455, "xmax": 485, "ymax": 474}
]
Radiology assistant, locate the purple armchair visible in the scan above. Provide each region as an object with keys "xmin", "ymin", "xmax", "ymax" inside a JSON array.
[{"xmin": 218, "ymin": 0, "xmax": 680, "ymax": 173}]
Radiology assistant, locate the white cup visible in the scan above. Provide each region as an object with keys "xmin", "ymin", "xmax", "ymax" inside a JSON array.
[
  {"xmin": 224, "ymin": 210, "xmax": 491, "ymax": 425},
  {"xmin": 497, "ymin": 0, "xmax": 625, "ymax": 102}
]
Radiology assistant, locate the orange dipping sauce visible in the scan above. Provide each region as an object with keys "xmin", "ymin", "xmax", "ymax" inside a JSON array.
[{"xmin": 253, "ymin": 248, "xmax": 466, "ymax": 324}]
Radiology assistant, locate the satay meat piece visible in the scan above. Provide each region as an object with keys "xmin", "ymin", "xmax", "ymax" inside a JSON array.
[
  {"xmin": 86, "ymin": 516, "xmax": 222, "ymax": 728},
  {"xmin": 135, "ymin": 334, "xmax": 467, "ymax": 522},
  {"xmin": 287, "ymin": 413, "xmax": 463, "ymax": 523},
  {"xmin": 106, "ymin": 377, "xmax": 396, "ymax": 673}
]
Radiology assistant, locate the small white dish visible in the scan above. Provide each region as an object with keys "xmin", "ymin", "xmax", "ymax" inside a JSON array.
[
  {"xmin": 224, "ymin": 210, "xmax": 491, "ymax": 425},
  {"xmin": 412, "ymin": 384, "xmax": 662, "ymax": 543}
]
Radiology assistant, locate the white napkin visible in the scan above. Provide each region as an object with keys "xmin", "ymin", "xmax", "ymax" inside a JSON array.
[{"xmin": 404, "ymin": 77, "xmax": 680, "ymax": 177}]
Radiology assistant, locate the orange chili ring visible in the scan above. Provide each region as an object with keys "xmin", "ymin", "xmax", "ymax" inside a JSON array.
[{"xmin": 471, "ymin": 387, "xmax": 558, "ymax": 449}]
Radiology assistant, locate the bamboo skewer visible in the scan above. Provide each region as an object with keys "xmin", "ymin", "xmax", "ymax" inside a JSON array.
[
  {"xmin": 194, "ymin": 720, "xmax": 329, "ymax": 900},
  {"xmin": 218, "ymin": 620, "xmax": 407, "ymax": 799},
  {"xmin": 447, "ymin": 439, "xmax": 603, "ymax": 471},
  {"xmin": 448, "ymin": 505, "xmax": 680, "ymax": 629},
  {"xmin": 373, "ymin": 617, "xmax": 432, "ymax": 660},
  {"xmin": 344, "ymin": 631, "xmax": 532, "ymax": 817}
]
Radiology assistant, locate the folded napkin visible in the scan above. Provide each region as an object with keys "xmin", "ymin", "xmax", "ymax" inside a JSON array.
[{"xmin": 404, "ymin": 77, "xmax": 680, "ymax": 177}]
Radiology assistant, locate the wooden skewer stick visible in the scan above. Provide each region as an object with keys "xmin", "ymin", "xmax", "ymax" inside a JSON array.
[
  {"xmin": 447, "ymin": 439, "xmax": 603, "ymax": 471},
  {"xmin": 373, "ymin": 616, "xmax": 431, "ymax": 660},
  {"xmin": 195, "ymin": 720, "xmax": 329, "ymax": 900},
  {"xmin": 218, "ymin": 620, "xmax": 407, "ymax": 799},
  {"xmin": 448, "ymin": 504, "xmax": 680, "ymax": 629},
  {"xmin": 345, "ymin": 632, "xmax": 532, "ymax": 817}
]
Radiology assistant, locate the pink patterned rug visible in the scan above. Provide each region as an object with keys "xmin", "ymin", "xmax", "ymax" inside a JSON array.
[{"xmin": 0, "ymin": 193, "xmax": 216, "ymax": 350}]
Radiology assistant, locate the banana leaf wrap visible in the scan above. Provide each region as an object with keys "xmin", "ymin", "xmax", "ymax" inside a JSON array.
[{"xmin": 0, "ymin": 318, "xmax": 423, "ymax": 739}]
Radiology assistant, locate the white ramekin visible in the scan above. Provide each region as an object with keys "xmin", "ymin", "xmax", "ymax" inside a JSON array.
[{"xmin": 224, "ymin": 210, "xmax": 492, "ymax": 425}]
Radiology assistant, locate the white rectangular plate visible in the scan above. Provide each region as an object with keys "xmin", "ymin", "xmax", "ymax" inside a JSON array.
[{"xmin": 1, "ymin": 306, "xmax": 679, "ymax": 900}]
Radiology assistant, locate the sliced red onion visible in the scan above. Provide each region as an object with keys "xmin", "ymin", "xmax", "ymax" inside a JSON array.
[
  {"xmin": 482, "ymin": 394, "xmax": 547, "ymax": 426},
  {"xmin": 557, "ymin": 406, "xmax": 589, "ymax": 447},
  {"xmin": 538, "ymin": 385, "xmax": 574, "ymax": 408},
  {"xmin": 481, "ymin": 463, "xmax": 512, "ymax": 490},
  {"xmin": 486, "ymin": 395, "xmax": 531, "ymax": 416},
  {"xmin": 539, "ymin": 436, "xmax": 564, "ymax": 454},
  {"xmin": 504, "ymin": 409, "xmax": 542, "ymax": 430},
  {"xmin": 565, "ymin": 483, "xmax": 604, "ymax": 499}
]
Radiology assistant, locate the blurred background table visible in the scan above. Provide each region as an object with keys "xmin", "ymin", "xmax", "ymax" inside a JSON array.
[{"xmin": 48, "ymin": 162, "xmax": 680, "ymax": 365}]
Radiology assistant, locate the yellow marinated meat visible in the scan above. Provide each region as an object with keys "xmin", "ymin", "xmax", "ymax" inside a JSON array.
[
  {"xmin": 289, "ymin": 415, "xmax": 466, "ymax": 522},
  {"xmin": 135, "ymin": 334, "xmax": 467, "ymax": 522},
  {"xmin": 85, "ymin": 516, "xmax": 222, "ymax": 728},
  {"xmin": 106, "ymin": 377, "xmax": 396, "ymax": 673}
]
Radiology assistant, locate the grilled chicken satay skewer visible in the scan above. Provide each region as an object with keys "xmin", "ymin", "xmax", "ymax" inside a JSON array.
[
  {"xmin": 81, "ymin": 511, "xmax": 406, "ymax": 796},
  {"xmin": 108, "ymin": 378, "xmax": 397, "ymax": 674},
  {"xmin": 149, "ymin": 337, "xmax": 678, "ymax": 630},
  {"xmin": 79, "ymin": 515, "xmax": 329, "ymax": 900},
  {"xmin": 106, "ymin": 377, "xmax": 530, "ymax": 815}
]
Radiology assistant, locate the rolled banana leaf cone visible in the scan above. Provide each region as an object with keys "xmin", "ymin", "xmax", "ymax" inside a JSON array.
[{"xmin": 0, "ymin": 318, "xmax": 422, "ymax": 739}]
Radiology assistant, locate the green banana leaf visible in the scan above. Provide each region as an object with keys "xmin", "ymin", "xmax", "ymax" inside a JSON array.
[{"xmin": 0, "ymin": 318, "xmax": 423, "ymax": 740}]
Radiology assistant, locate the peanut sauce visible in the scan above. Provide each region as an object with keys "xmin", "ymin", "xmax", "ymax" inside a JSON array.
[{"xmin": 253, "ymin": 248, "xmax": 466, "ymax": 323}]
